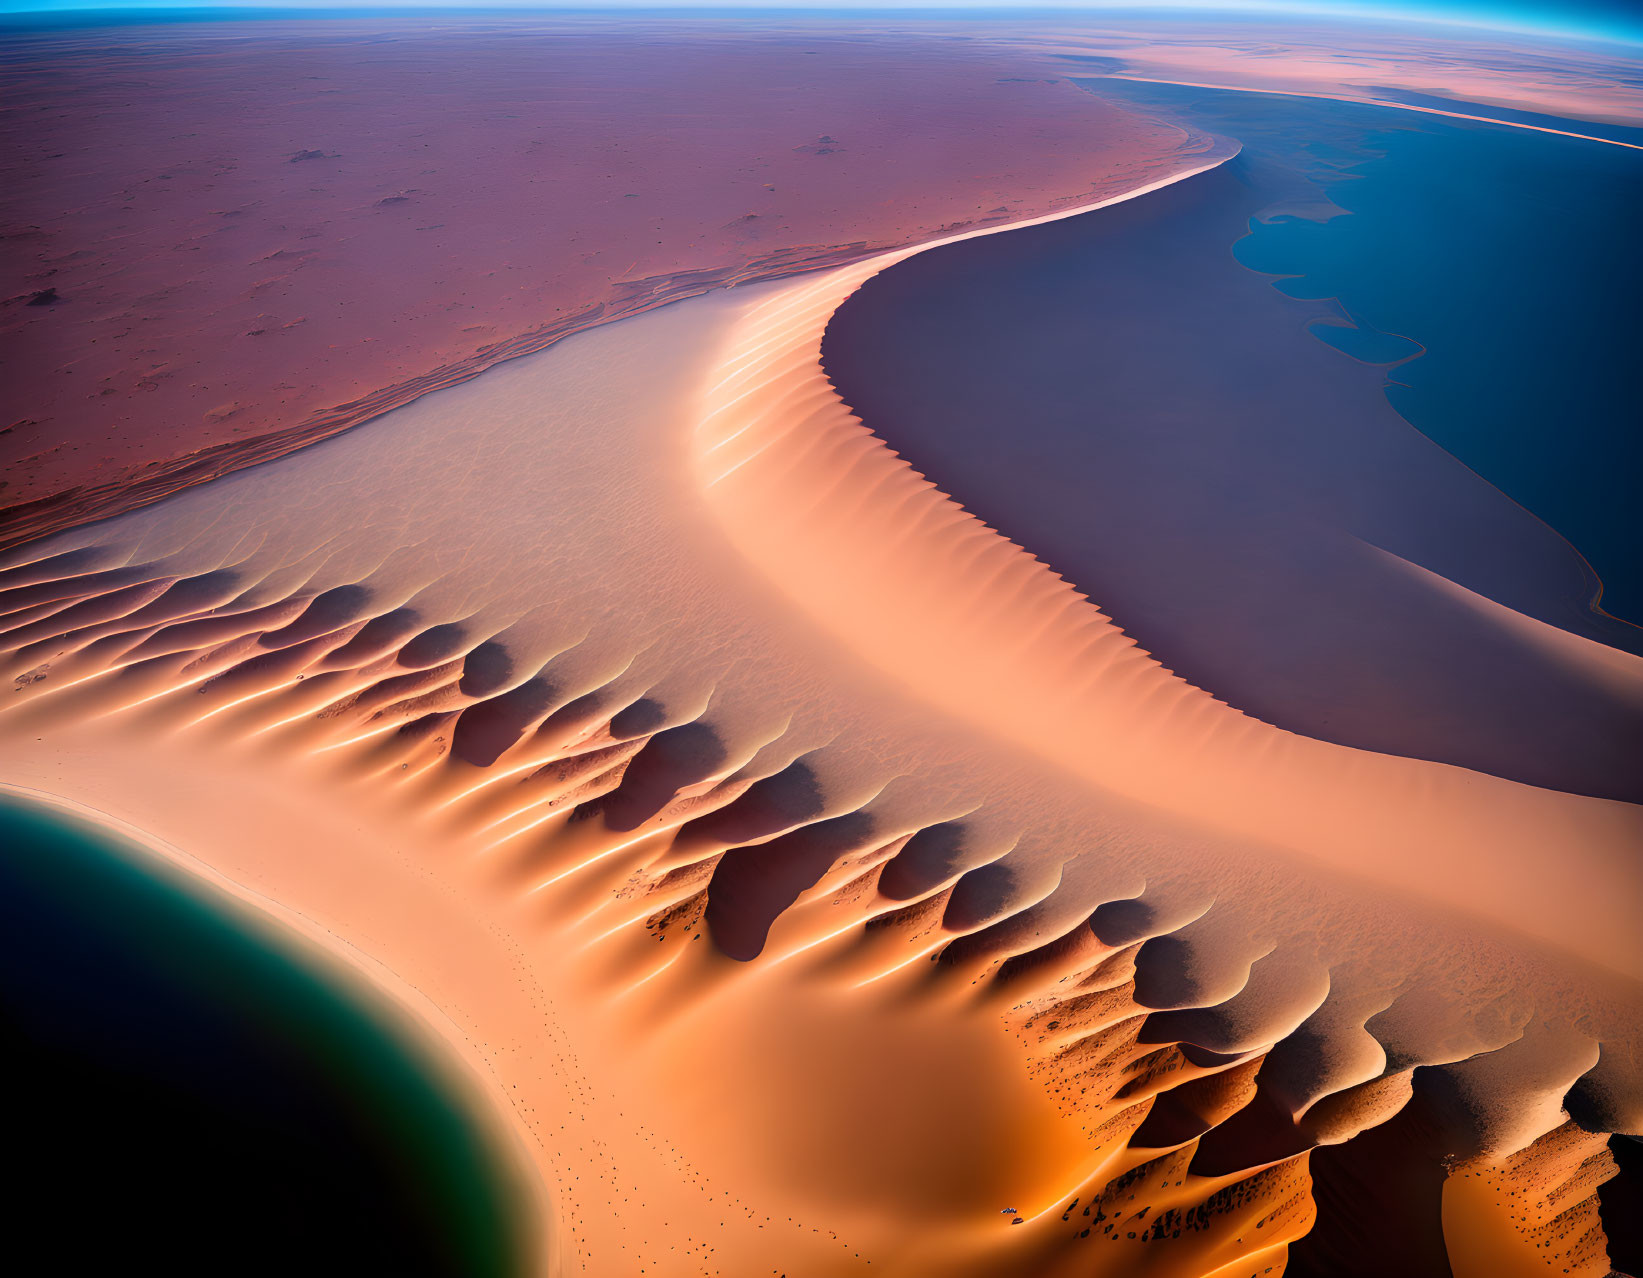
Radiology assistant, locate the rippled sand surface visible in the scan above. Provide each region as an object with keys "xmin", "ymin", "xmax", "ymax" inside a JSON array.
[{"xmin": 3, "ymin": 14, "xmax": 1640, "ymax": 1277}]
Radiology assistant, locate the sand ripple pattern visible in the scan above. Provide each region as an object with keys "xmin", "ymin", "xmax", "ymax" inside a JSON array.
[{"xmin": 2, "ymin": 152, "xmax": 1639, "ymax": 1275}]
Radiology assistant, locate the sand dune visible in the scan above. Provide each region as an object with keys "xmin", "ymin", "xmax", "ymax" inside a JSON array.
[
  {"xmin": 0, "ymin": 16, "xmax": 1192, "ymax": 548},
  {"xmin": 3, "ymin": 143, "xmax": 1639, "ymax": 1275}
]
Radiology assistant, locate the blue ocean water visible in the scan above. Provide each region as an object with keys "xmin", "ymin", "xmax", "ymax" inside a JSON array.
[
  {"xmin": 0, "ymin": 794, "xmax": 533, "ymax": 1276},
  {"xmin": 1225, "ymin": 94, "xmax": 1643, "ymax": 623}
]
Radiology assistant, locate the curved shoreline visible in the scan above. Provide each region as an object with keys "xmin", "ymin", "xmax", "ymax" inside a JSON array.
[{"xmin": 689, "ymin": 147, "xmax": 1643, "ymax": 981}]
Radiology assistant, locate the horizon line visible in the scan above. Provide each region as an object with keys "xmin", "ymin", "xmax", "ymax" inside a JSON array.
[{"xmin": 2, "ymin": 3, "xmax": 1642, "ymax": 51}]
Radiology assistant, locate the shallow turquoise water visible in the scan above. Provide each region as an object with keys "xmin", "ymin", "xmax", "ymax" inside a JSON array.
[{"xmin": 0, "ymin": 793, "xmax": 533, "ymax": 1276}]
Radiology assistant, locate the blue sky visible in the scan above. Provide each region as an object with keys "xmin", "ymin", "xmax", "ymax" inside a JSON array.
[{"xmin": 3, "ymin": 2, "xmax": 1640, "ymax": 47}]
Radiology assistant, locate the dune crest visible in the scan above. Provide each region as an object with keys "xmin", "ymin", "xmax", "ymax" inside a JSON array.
[{"xmin": 690, "ymin": 148, "xmax": 1643, "ymax": 983}]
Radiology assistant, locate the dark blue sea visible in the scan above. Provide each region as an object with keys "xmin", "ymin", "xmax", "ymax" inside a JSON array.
[
  {"xmin": 1221, "ymin": 88, "xmax": 1643, "ymax": 623},
  {"xmin": 0, "ymin": 794, "xmax": 532, "ymax": 1277}
]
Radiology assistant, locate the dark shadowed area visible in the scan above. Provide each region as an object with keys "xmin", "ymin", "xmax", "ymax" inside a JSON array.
[
  {"xmin": 824, "ymin": 82, "xmax": 1642, "ymax": 801},
  {"xmin": 0, "ymin": 794, "xmax": 535, "ymax": 1278}
]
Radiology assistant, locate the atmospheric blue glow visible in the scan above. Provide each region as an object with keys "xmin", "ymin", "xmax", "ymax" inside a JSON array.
[{"xmin": 2, "ymin": 2, "xmax": 1642, "ymax": 48}]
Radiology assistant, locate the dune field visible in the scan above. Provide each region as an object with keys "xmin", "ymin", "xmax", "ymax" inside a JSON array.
[
  {"xmin": 0, "ymin": 16, "xmax": 1187, "ymax": 546},
  {"xmin": 822, "ymin": 84, "xmax": 1643, "ymax": 802},
  {"xmin": 2, "ymin": 11, "xmax": 1640, "ymax": 1278}
]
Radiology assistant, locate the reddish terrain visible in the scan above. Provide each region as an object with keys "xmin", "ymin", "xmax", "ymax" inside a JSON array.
[{"xmin": 0, "ymin": 16, "xmax": 1192, "ymax": 545}]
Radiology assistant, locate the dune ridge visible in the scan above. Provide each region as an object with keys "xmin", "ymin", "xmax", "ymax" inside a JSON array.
[
  {"xmin": 2, "ymin": 150, "xmax": 1639, "ymax": 1273},
  {"xmin": 2, "ymin": 18, "xmax": 1197, "ymax": 551},
  {"xmin": 0, "ymin": 238, "xmax": 962, "ymax": 553}
]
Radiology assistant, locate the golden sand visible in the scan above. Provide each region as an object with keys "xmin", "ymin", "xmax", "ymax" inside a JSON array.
[{"xmin": 2, "ymin": 149, "xmax": 1637, "ymax": 1275}]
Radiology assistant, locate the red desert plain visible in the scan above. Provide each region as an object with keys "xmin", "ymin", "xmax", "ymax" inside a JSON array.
[
  {"xmin": 1, "ymin": 17, "xmax": 1191, "ymax": 544},
  {"xmin": 1, "ymin": 9, "xmax": 1640, "ymax": 1278}
]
